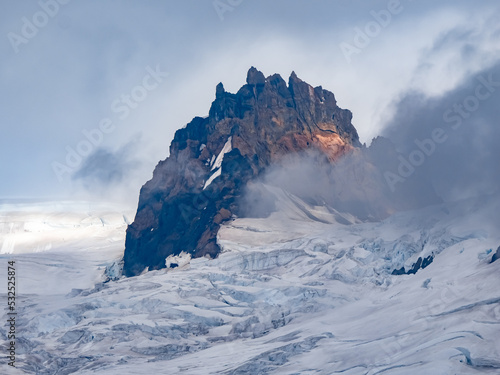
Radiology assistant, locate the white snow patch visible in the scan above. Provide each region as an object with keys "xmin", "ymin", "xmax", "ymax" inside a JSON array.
[
  {"xmin": 165, "ymin": 251, "xmax": 191, "ymax": 269},
  {"xmin": 203, "ymin": 168, "xmax": 222, "ymax": 190},
  {"xmin": 211, "ymin": 136, "xmax": 232, "ymax": 171}
]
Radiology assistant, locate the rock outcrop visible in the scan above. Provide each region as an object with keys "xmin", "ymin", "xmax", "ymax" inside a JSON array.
[
  {"xmin": 123, "ymin": 67, "xmax": 361, "ymax": 276},
  {"xmin": 491, "ymin": 246, "xmax": 500, "ymax": 263},
  {"xmin": 391, "ymin": 255, "xmax": 434, "ymax": 275}
]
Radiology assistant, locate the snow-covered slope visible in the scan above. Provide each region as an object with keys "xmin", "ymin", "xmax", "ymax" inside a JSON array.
[
  {"xmin": 0, "ymin": 201, "xmax": 133, "ymax": 294},
  {"xmin": 0, "ymin": 195, "xmax": 499, "ymax": 374}
]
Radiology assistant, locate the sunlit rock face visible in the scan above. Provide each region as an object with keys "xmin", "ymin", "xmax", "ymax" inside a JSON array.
[{"xmin": 123, "ymin": 67, "xmax": 361, "ymax": 276}]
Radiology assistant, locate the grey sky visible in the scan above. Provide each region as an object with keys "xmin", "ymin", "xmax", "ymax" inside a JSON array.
[{"xmin": 1, "ymin": 0, "xmax": 499, "ymax": 206}]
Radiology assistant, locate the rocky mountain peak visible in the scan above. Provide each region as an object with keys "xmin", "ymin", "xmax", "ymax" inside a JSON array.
[
  {"xmin": 123, "ymin": 68, "xmax": 361, "ymax": 276},
  {"xmin": 215, "ymin": 82, "xmax": 225, "ymax": 98},
  {"xmin": 246, "ymin": 66, "xmax": 266, "ymax": 85},
  {"xmin": 289, "ymin": 70, "xmax": 300, "ymax": 82}
]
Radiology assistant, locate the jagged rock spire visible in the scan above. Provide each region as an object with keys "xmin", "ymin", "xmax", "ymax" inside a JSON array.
[
  {"xmin": 246, "ymin": 67, "xmax": 266, "ymax": 85},
  {"xmin": 215, "ymin": 82, "xmax": 225, "ymax": 99},
  {"xmin": 123, "ymin": 68, "xmax": 361, "ymax": 276}
]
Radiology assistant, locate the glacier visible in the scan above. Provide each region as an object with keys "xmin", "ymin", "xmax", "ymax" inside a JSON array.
[{"xmin": 0, "ymin": 194, "xmax": 499, "ymax": 374}]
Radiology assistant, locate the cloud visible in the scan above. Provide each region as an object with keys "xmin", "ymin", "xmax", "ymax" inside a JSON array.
[
  {"xmin": 381, "ymin": 61, "xmax": 500, "ymax": 203},
  {"xmin": 72, "ymin": 137, "xmax": 144, "ymax": 201}
]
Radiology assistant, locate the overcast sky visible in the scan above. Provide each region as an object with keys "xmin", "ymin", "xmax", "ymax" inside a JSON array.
[{"xmin": 1, "ymin": 0, "xmax": 499, "ymax": 206}]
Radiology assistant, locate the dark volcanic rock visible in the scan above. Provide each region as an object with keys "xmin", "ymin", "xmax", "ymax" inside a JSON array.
[
  {"xmin": 491, "ymin": 246, "xmax": 500, "ymax": 263},
  {"xmin": 391, "ymin": 255, "xmax": 434, "ymax": 276},
  {"xmin": 123, "ymin": 67, "xmax": 361, "ymax": 276}
]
